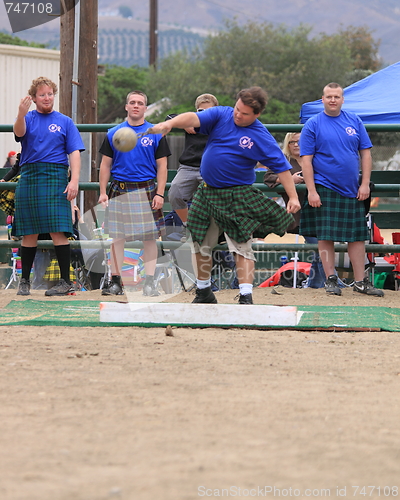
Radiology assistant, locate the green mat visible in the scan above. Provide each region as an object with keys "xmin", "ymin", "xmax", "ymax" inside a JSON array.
[{"xmin": 0, "ymin": 299, "xmax": 399, "ymax": 331}]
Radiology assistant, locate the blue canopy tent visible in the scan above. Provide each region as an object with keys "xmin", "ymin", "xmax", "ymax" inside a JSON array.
[{"xmin": 300, "ymin": 61, "xmax": 400, "ymax": 124}]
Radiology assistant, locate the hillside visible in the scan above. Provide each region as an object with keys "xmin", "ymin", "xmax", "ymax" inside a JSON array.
[
  {"xmin": 0, "ymin": 0, "xmax": 399, "ymax": 65},
  {"xmin": 97, "ymin": 0, "xmax": 400, "ymax": 64}
]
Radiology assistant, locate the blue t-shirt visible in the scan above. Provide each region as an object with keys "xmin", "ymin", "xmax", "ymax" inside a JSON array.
[
  {"xmin": 300, "ymin": 110, "xmax": 372, "ymax": 198},
  {"xmin": 104, "ymin": 121, "xmax": 170, "ymax": 182},
  {"xmin": 17, "ymin": 110, "xmax": 85, "ymax": 166},
  {"xmin": 198, "ymin": 106, "xmax": 291, "ymax": 188}
]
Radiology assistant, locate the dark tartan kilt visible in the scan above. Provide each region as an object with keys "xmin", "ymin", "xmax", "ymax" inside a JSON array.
[
  {"xmin": 187, "ymin": 183, "xmax": 295, "ymax": 244},
  {"xmin": 106, "ymin": 180, "xmax": 165, "ymax": 241},
  {"xmin": 13, "ymin": 163, "xmax": 73, "ymax": 237},
  {"xmin": 299, "ymin": 184, "xmax": 369, "ymax": 242}
]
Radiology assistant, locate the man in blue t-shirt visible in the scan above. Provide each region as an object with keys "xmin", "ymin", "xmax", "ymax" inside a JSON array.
[
  {"xmin": 13, "ymin": 76, "xmax": 84, "ymax": 298},
  {"xmin": 300, "ymin": 82, "xmax": 383, "ymax": 297},
  {"xmin": 98, "ymin": 90, "xmax": 171, "ymax": 297},
  {"xmin": 151, "ymin": 86, "xmax": 301, "ymax": 305}
]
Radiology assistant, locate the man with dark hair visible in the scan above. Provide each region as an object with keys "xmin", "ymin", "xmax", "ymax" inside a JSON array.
[
  {"xmin": 152, "ymin": 86, "xmax": 300, "ymax": 305},
  {"xmin": 300, "ymin": 82, "xmax": 384, "ymax": 297}
]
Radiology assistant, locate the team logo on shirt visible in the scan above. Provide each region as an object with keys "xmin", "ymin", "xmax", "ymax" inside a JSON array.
[
  {"xmin": 140, "ymin": 137, "xmax": 154, "ymax": 147},
  {"xmin": 49, "ymin": 124, "xmax": 61, "ymax": 133},
  {"xmin": 345, "ymin": 127, "xmax": 356, "ymax": 136},
  {"xmin": 239, "ymin": 136, "xmax": 254, "ymax": 149}
]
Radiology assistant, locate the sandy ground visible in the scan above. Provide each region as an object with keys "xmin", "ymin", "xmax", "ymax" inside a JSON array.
[{"xmin": 0, "ymin": 285, "xmax": 400, "ymax": 500}]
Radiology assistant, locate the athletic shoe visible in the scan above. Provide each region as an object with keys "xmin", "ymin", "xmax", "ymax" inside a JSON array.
[
  {"xmin": 353, "ymin": 277, "xmax": 384, "ymax": 297},
  {"xmin": 192, "ymin": 286, "xmax": 217, "ymax": 304},
  {"xmin": 325, "ymin": 275, "xmax": 342, "ymax": 296},
  {"xmin": 237, "ymin": 293, "xmax": 253, "ymax": 304},
  {"xmin": 45, "ymin": 279, "xmax": 76, "ymax": 296},
  {"xmin": 143, "ymin": 281, "xmax": 160, "ymax": 297},
  {"xmin": 17, "ymin": 278, "xmax": 31, "ymax": 296},
  {"xmin": 101, "ymin": 280, "xmax": 124, "ymax": 296}
]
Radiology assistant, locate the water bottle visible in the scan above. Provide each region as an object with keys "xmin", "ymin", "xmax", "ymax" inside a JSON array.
[{"xmin": 280, "ymin": 255, "xmax": 288, "ymax": 267}]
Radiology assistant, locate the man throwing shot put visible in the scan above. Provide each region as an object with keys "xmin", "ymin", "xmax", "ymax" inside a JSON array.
[{"xmin": 151, "ymin": 86, "xmax": 300, "ymax": 305}]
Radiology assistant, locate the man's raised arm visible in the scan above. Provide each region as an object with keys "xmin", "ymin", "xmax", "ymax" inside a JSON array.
[{"xmin": 151, "ymin": 112, "xmax": 201, "ymax": 136}]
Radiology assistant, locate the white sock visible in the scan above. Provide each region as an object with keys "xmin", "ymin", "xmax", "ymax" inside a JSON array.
[
  {"xmin": 197, "ymin": 279, "xmax": 211, "ymax": 289},
  {"xmin": 239, "ymin": 283, "xmax": 253, "ymax": 296}
]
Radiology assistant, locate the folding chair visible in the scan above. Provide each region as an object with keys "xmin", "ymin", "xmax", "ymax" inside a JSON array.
[{"xmin": 5, "ymin": 248, "xmax": 21, "ymax": 289}]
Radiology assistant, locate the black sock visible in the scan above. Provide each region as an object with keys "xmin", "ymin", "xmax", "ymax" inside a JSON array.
[
  {"xmin": 54, "ymin": 244, "xmax": 71, "ymax": 283},
  {"xmin": 111, "ymin": 275, "xmax": 122, "ymax": 285},
  {"xmin": 145, "ymin": 275, "xmax": 154, "ymax": 284},
  {"xmin": 20, "ymin": 246, "xmax": 37, "ymax": 281}
]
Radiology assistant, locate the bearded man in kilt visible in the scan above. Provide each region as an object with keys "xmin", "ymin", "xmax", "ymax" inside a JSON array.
[
  {"xmin": 300, "ymin": 82, "xmax": 383, "ymax": 297},
  {"xmin": 151, "ymin": 86, "xmax": 301, "ymax": 305},
  {"xmin": 13, "ymin": 77, "xmax": 84, "ymax": 297}
]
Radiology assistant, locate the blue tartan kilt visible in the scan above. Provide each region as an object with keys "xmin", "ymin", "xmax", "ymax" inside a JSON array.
[
  {"xmin": 299, "ymin": 184, "xmax": 369, "ymax": 242},
  {"xmin": 13, "ymin": 163, "xmax": 73, "ymax": 237}
]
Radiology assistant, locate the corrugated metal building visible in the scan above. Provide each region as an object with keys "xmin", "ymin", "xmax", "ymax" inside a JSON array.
[{"xmin": 0, "ymin": 44, "xmax": 60, "ymax": 162}]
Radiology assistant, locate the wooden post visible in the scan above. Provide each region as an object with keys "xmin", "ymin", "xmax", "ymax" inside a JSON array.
[
  {"xmin": 149, "ymin": 0, "xmax": 158, "ymax": 67},
  {"xmin": 59, "ymin": 0, "xmax": 75, "ymax": 117},
  {"xmin": 60, "ymin": 0, "xmax": 98, "ymax": 211},
  {"xmin": 77, "ymin": 0, "xmax": 98, "ymax": 204}
]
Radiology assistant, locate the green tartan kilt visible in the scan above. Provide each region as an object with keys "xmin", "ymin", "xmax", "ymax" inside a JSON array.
[
  {"xmin": 299, "ymin": 184, "xmax": 369, "ymax": 242},
  {"xmin": 13, "ymin": 163, "xmax": 73, "ymax": 237},
  {"xmin": 187, "ymin": 183, "xmax": 295, "ymax": 244}
]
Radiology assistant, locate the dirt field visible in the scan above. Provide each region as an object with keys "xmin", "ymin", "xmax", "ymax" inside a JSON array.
[{"xmin": 0, "ymin": 286, "xmax": 400, "ymax": 500}]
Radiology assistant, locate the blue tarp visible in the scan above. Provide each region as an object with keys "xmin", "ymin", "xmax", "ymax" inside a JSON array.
[{"xmin": 300, "ymin": 61, "xmax": 400, "ymax": 124}]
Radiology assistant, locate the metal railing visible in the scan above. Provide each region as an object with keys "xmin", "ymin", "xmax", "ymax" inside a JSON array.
[
  {"xmin": 2, "ymin": 123, "xmax": 400, "ymax": 132},
  {"xmin": 1, "ymin": 122, "xmax": 399, "ymax": 255}
]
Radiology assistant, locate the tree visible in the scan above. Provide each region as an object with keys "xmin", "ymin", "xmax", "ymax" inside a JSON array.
[
  {"xmin": 0, "ymin": 31, "xmax": 47, "ymax": 48},
  {"xmin": 97, "ymin": 21, "xmax": 382, "ymax": 123},
  {"xmin": 145, "ymin": 21, "xmax": 375, "ymax": 108},
  {"xmin": 260, "ymin": 98, "xmax": 302, "ymax": 141},
  {"xmin": 200, "ymin": 21, "xmax": 355, "ymax": 104},
  {"xmin": 97, "ymin": 65, "xmax": 149, "ymax": 123},
  {"xmin": 147, "ymin": 50, "xmax": 208, "ymax": 105},
  {"xmin": 339, "ymin": 25, "xmax": 381, "ymax": 71}
]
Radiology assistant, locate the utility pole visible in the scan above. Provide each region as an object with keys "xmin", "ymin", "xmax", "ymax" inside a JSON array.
[
  {"xmin": 149, "ymin": 0, "xmax": 158, "ymax": 67},
  {"xmin": 60, "ymin": 0, "xmax": 98, "ymax": 210},
  {"xmin": 59, "ymin": 0, "xmax": 75, "ymax": 115}
]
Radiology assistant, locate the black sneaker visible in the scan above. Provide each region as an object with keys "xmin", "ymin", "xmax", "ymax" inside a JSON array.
[
  {"xmin": 192, "ymin": 286, "xmax": 217, "ymax": 304},
  {"xmin": 101, "ymin": 280, "xmax": 124, "ymax": 296},
  {"xmin": 325, "ymin": 275, "xmax": 342, "ymax": 296},
  {"xmin": 17, "ymin": 278, "xmax": 31, "ymax": 296},
  {"xmin": 143, "ymin": 281, "xmax": 160, "ymax": 297},
  {"xmin": 45, "ymin": 279, "xmax": 76, "ymax": 296},
  {"xmin": 237, "ymin": 293, "xmax": 253, "ymax": 304},
  {"xmin": 353, "ymin": 277, "xmax": 384, "ymax": 297}
]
